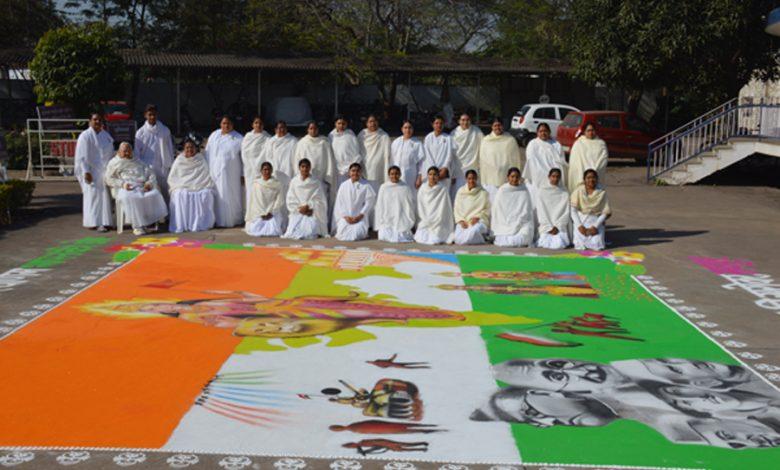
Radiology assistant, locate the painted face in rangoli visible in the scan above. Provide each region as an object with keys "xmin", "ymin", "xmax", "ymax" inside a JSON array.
[
  {"xmin": 493, "ymin": 359, "xmax": 629, "ymax": 393},
  {"xmin": 690, "ymin": 419, "xmax": 780, "ymax": 449},
  {"xmin": 471, "ymin": 387, "xmax": 617, "ymax": 428},
  {"xmin": 618, "ymin": 358, "xmax": 752, "ymax": 390}
]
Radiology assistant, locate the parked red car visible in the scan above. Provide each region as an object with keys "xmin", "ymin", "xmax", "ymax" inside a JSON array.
[
  {"xmin": 556, "ymin": 111, "xmax": 660, "ymax": 162},
  {"xmin": 101, "ymin": 101, "xmax": 131, "ymax": 122}
]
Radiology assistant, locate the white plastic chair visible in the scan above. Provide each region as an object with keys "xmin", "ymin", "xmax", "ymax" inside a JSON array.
[{"xmin": 116, "ymin": 199, "xmax": 125, "ymax": 234}]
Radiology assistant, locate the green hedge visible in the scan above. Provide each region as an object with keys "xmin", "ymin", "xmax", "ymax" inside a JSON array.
[{"xmin": 0, "ymin": 180, "xmax": 37, "ymax": 225}]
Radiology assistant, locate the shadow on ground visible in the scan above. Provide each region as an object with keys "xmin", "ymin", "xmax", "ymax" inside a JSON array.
[{"xmin": 607, "ymin": 227, "xmax": 708, "ymax": 248}]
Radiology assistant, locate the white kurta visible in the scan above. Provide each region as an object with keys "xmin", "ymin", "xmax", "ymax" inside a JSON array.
[
  {"xmin": 241, "ymin": 130, "xmax": 271, "ymax": 188},
  {"xmin": 282, "ymin": 175, "xmax": 329, "ymax": 240},
  {"xmin": 332, "ymin": 178, "xmax": 376, "ymax": 241},
  {"xmin": 294, "ymin": 135, "xmax": 338, "ymax": 208},
  {"xmin": 414, "ymin": 182, "xmax": 454, "ymax": 245},
  {"xmin": 451, "ymin": 125, "xmax": 483, "ymax": 189},
  {"xmin": 535, "ymin": 182, "xmax": 571, "ymax": 250},
  {"xmin": 479, "ymin": 132, "xmax": 523, "ymax": 200},
  {"xmin": 104, "ymin": 156, "xmax": 168, "ymax": 229},
  {"xmin": 74, "ymin": 127, "xmax": 114, "ymax": 228},
  {"xmin": 491, "ymin": 183, "xmax": 534, "ymax": 247},
  {"xmin": 135, "ymin": 121, "xmax": 174, "ymax": 196},
  {"xmin": 245, "ymin": 176, "xmax": 286, "ymax": 237},
  {"xmin": 568, "ymin": 136, "xmax": 608, "ymax": 190},
  {"xmin": 206, "ymin": 129, "xmax": 244, "ymax": 227},
  {"xmin": 422, "ymin": 132, "xmax": 454, "ymax": 187},
  {"xmin": 452, "ymin": 184, "xmax": 491, "ymax": 245},
  {"xmin": 375, "ymin": 181, "xmax": 416, "ymax": 243},
  {"xmin": 523, "ymin": 137, "xmax": 569, "ymax": 201},
  {"xmin": 329, "ymin": 129, "xmax": 363, "ymax": 185},
  {"xmin": 167, "ymin": 152, "xmax": 216, "ymax": 233},
  {"xmin": 261, "ymin": 133, "xmax": 298, "ymax": 190},
  {"xmin": 389, "ymin": 137, "xmax": 425, "ymax": 187}
]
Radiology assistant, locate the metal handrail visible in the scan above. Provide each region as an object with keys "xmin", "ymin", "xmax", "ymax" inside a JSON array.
[{"xmin": 647, "ymin": 100, "xmax": 780, "ymax": 181}]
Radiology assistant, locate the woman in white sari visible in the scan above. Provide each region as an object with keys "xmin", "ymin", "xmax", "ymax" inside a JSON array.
[
  {"xmin": 245, "ymin": 161, "xmax": 286, "ymax": 237},
  {"xmin": 282, "ymin": 159, "xmax": 329, "ymax": 240},
  {"xmin": 294, "ymin": 121, "xmax": 337, "ymax": 210},
  {"xmin": 568, "ymin": 122, "xmax": 608, "ymax": 190},
  {"xmin": 571, "ymin": 169, "xmax": 611, "ymax": 250},
  {"xmin": 414, "ymin": 166, "xmax": 454, "ymax": 245},
  {"xmin": 206, "ymin": 115, "xmax": 244, "ymax": 227},
  {"xmin": 523, "ymin": 123, "xmax": 568, "ymax": 199},
  {"xmin": 167, "ymin": 136, "xmax": 216, "ymax": 233},
  {"xmin": 491, "ymin": 167, "xmax": 534, "ymax": 247},
  {"xmin": 375, "ymin": 166, "xmax": 416, "ymax": 243},
  {"xmin": 104, "ymin": 142, "xmax": 168, "ymax": 235},
  {"xmin": 241, "ymin": 116, "xmax": 271, "ymax": 194},
  {"xmin": 479, "ymin": 118, "xmax": 523, "ymax": 201},
  {"xmin": 358, "ymin": 114, "xmax": 390, "ymax": 228},
  {"xmin": 332, "ymin": 163, "xmax": 376, "ymax": 241},
  {"xmin": 389, "ymin": 121, "xmax": 425, "ymax": 189},
  {"xmin": 535, "ymin": 168, "xmax": 571, "ymax": 250},
  {"xmin": 329, "ymin": 115, "xmax": 363, "ymax": 186},
  {"xmin": 451, "ymin": 169, "xmax": 491, "ymax": 245}
]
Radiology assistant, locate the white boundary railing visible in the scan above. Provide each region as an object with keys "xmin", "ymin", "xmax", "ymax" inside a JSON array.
[
  {"xmin": 25, "ymin": 118, "xmax": 87, "ymax": 180},
  {"xmin": 647, "ymin": 98, "xmax": 780, "ymax": 181}
]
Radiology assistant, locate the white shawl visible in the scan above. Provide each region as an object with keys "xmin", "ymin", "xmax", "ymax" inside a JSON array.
[
  {"xmin": 135, "ymin": 121, "xmax": 174, "ymax": 173},
  {"xmin": 167, "ymin": 152, "xmax": 214, "ymax": 193},
  {"xmin": 536, "ymin": 181, "xmax": 571, "ymax": 234},
  {"xmin": 523, "ymin": 137, "xmax": 568, "ymax": 189},
  {"xmin": 452, "ymin": 125, "xmax": 483, "ymax": 174},
  {"xmin": 416, "ymin": 182, "xmax": 454, "ymax": 241},
  {"xmin": 294, "ymin": 135, "xmax": 337, "ymax": 186},
  {"xmin": 241, "ymin": 130, "xmax": 271, "ymax": 183},
  {"xmin": 286, "ymin": 175, "xmax": 329, "ymax": 236},
  {"xmin": 329, "ymin": 128, "xmax": 363, "ymax": 176},
  {"xmin": 422, "ymin": 131, "xmax": 453, "ymax": 172},
  {"xmin": 104, "ymin": 155, "xmax": 155, "ymax": 191},
  {"xmin": 261, "ymin": 133, "xmax": 297, "ymax": 187},
  {"xmin": 491, "ymin": 182, "xmax": 534, "ymax": 236},
  {"xmin": 375, "ymin": 181, "xmax": 416, "ymax": 234},
  {"xmin": 205, "ymin": 129, "xmax": 243, "ymax": 179},
  {"xmin": 453, "ymin": 184, "xmax": 491, "ymax": 229},
  {"xmin": 332, "ymin": 178, "xmax": 376, "ymax": 234},
  {"xmin": 246, "ymin": 176, "xmax": 285, "ymax": 222},
  {"xmin": 479, "ymin": 132, "xmax": 523, "ymax": 187},
  {"xmin": 358, "ymin": 128, "xmax": 391, "ymax": 182},
  {"xmin": 568, "ymin": 135, "xmax": 608, "ymax": 190}
]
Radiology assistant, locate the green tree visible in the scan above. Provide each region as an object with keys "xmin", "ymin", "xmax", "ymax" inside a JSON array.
[
  {"xmin": 29, "ymin": 23, "xmax": 127, "ymax": 114},
  {"xmin": 0, "ymin": 0, "xmax": 64, "ymax": 49},
  {"xmin": 567, "ymin": 0, "xmax": 779, "ymax": 116},
  {"xmin": 487, "ymin": 0, "xmax": 573, "ymax": 60}
]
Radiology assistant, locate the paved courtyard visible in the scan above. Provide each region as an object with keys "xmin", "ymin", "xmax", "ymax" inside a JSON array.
[{"xmin": 1, "ymin": 165, "xmax": 779, "ymax": 469}]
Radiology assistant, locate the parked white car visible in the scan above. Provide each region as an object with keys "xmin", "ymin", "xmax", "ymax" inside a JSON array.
[{"xmin": 510, "ymin": 103, "xmax": 579, "ymax": 146}]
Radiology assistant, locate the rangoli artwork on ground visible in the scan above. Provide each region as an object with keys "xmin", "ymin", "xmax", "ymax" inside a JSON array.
[{"xmin": 1, "ymin": 243, "xmax": 778, "ymax": 469}]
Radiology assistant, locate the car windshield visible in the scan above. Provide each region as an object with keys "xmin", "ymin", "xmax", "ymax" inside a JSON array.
[
  {"xmin": 517, "ymin": 105, "xmax": 531, "ymax": 116},
  {"xmin": 561, "ymin": 113, "xmax": 583, "ymax": 128}
]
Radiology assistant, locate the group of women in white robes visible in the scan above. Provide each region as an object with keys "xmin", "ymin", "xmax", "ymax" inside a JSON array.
[
  {"xmin": 104, "ymin": 142, "xmax": 168, "ymax": 235},
  {"xmin": 78, "ymin": 107, "xmax": 613, "ymax": 250}
]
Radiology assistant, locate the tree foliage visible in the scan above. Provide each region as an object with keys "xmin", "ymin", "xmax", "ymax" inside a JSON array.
[
  {"xmin": 567, "ymin": 0, "xmax": 779, "ymax": 114},
  {"xmin": 29, "ymin": 23, "xmax": 127, "ymax": 113},
  {"xmin": 0, "ymin": 0, "xmax": 64, "ymax": 49}
]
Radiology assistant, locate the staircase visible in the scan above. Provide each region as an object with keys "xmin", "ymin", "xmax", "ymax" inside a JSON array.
[{"xmin": 647, "ymin": 98, "xmax": 780, "ymax": 184}]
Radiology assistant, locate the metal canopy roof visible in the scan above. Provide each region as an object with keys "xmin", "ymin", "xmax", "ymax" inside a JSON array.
[{"xmin": 1, "ymin": 48, "xmax": 570, "ymax": 74}]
